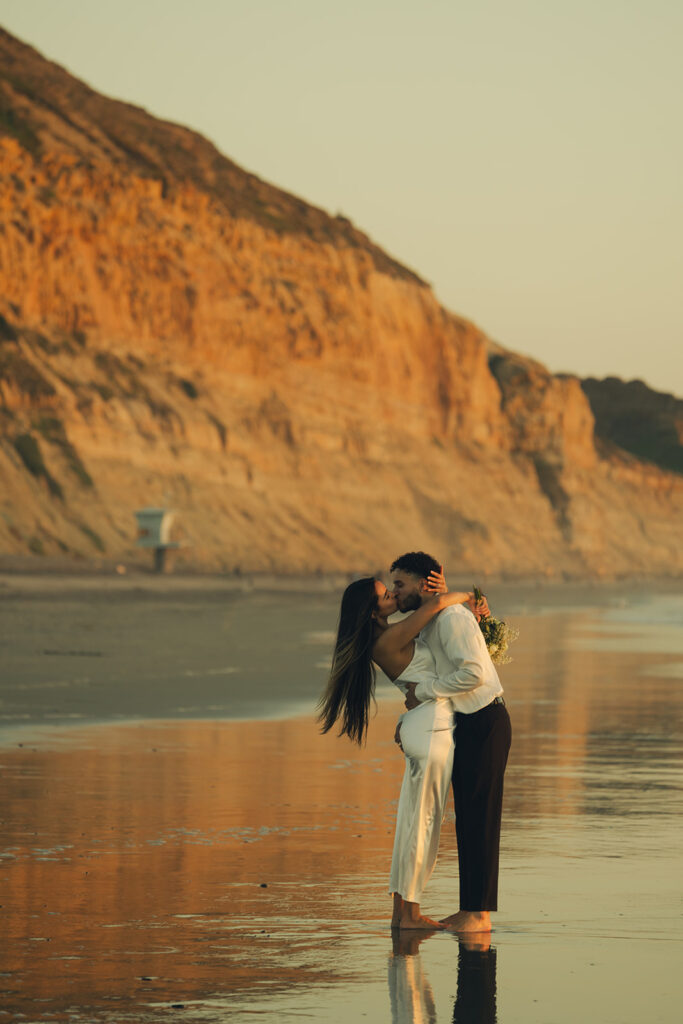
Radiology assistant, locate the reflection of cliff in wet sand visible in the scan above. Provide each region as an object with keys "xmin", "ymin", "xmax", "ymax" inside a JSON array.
[{"xmin": 1, "ymin": 583, "xmax": 683, "ymax": 1021}]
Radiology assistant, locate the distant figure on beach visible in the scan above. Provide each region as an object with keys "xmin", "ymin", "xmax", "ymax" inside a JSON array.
[
  {"xmin": 392, "ymin": 551, "xmax": 511, "ymax": 935},
  {"xmin": 317, "ymin": 562, "xmax": 487, "ymax": 929}
]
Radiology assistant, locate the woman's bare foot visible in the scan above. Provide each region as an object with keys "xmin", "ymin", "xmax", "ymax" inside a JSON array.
[
  {"xmin": 446, "ymin": 911, "xmax": 491, "ymax": 933},
  {"xmin": 440, "ymin": 910, "xmax": 466, "ymax": 928},
  {"xmin": 399, "ymin": 913, "xmax": 445, "ymax": 930},
  {"xmin": 393, "ymin": 897, "xmax": 445, "ymax": 930}
]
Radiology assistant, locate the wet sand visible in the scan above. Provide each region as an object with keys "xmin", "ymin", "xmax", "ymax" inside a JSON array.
[{"xmin": 1, "ymin": 580, "xmax": 682, "ymax": 1022}]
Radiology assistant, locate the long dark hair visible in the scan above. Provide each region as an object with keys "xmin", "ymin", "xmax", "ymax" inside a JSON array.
[{"xmin": 317, "ymin": 577, "xmax": 378, "ymax": 745}]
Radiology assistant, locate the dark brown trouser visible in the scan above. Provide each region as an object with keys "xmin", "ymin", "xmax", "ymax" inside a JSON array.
[{"xmin": 452, "ymin": 702, "xmax": 512, "ymax": 911}]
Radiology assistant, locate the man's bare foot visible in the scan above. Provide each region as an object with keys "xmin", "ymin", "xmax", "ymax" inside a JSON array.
[{"xmin": 445, "ymin": 911, "xmax": 491, "ymax": 933}]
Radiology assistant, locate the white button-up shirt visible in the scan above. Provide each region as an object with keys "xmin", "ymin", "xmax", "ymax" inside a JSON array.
[{"xmin": 413, "ymin": 604, "xmax": 503, "ymax": 713}]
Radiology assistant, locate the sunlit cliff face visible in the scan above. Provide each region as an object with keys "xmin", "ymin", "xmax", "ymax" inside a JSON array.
[{"xmin": 0, "ymin": 22, "xmax": 682, "ymax": 577}]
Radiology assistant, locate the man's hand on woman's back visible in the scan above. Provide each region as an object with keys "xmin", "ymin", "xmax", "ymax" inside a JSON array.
[{"xmin": 404, "ymin": 682, "xmax": 421, "ymax": 710}]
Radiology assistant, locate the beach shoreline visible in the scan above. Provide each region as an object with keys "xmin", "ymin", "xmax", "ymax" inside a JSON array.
[
  {"xmin": 1, "ymin": 584, "xmax": 682, "ymax": 1022},
  {"xmin": 2, "ymin": 566, "xmax": 682, "ymax": 605},
  {"xmin": 2, "ymin": 551, "xmax": 683, "ymax": 588},
  {"xmin": 2, "ymin": 575, "xmax": 682, "ymax": 744},
  {"xmin": 1, "ymin": 696, "xmax": 682, "ymax": 1023}
]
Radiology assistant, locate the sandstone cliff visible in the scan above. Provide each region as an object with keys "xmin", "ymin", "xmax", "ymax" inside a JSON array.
[{"xmin": 1, "ymin": 28, "xmax": 681, "ymax": 578}]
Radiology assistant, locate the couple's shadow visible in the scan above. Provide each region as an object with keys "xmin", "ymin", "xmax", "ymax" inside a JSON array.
[{"xmin": 388, "ymin": 930, "xmax": 497, "ymax": 1023}]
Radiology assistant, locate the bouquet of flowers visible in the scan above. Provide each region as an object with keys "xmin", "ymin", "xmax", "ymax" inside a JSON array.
[{"xmin": 473, "ymin": 586, "xmax": 519, "ymax": 665}]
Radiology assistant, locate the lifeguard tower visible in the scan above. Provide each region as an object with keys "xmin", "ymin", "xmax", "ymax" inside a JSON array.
[{"xmin": 134, "ymin": 507, "xmax": 178, "ymax": 572}]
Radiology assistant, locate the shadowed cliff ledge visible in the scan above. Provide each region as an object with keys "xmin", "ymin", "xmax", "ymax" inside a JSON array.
[
  {"xmin": 581, "ymin": 377, "xmax": 683, "ymax": 476},
  {"xmin": 0, "ymin": 27, "xmax": 681, "ymax": 578}
]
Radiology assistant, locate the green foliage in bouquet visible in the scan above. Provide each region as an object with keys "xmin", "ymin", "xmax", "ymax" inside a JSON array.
[{"xmin": 473, "ymin": 586, "xmax": 519, "ymax": 665}]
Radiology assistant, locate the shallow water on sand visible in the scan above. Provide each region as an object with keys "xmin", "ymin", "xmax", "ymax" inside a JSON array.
[{"xmin": 1, "ymin": 583, "xmax": 682, "ymax": 1022}]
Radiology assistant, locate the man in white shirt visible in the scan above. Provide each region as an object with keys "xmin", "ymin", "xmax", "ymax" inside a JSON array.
[{"xmin": 391, "ymin": 551, "xmax": 512, "ymax": 934}]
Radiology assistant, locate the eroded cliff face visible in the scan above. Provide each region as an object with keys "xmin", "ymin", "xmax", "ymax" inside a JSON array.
[{"xmin": 0, "ymin": 29, "xmax": 681, "ymax": 578}]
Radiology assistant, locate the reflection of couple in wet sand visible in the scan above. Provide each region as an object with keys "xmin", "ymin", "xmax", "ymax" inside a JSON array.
[
  {"xmin": 389, "ymin": 929, "xmax": 498, "ymax": 1024},
  {"xmin": 319, "ymin": 551, "xmax": 511, "ymax": 933}
]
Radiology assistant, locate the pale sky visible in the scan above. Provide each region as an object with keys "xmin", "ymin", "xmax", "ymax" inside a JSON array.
[{"xmin": 2, "ymin": 0, "xmax": 681, "ymax": 395}]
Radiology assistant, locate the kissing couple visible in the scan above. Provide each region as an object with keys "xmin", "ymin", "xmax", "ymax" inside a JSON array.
[{"xmin": 318, "ymin": 551, "xmax": 512, "ymax": 932}]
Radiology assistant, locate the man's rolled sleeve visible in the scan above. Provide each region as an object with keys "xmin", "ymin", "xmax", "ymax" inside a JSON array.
[
  {"xmin": 412, "ymin": 671, "xmax": 441, "ymax": 703},
  {"xmin": 415, "ymin": 607, "xmax": 487, "ymax": 701}
]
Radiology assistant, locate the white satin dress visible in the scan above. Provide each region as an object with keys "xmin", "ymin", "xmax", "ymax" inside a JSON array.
[{"xmin": 388, "ymin": 644, "xmax": 455, "ymax": 903}]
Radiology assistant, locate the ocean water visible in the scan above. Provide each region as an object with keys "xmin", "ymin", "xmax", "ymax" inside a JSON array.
[{"xmin": 1, "ymin": 581, "xmax": 682, "ymax": 1022}]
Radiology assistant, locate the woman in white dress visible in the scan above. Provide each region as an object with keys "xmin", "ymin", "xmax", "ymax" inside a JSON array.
[
  {"xmin": 388, "ymin": 642, "xmax": 455, "ymax": 927},
  {"xmin": 318, "ymin": 571, "xmax": 485, "ymax": 929}
]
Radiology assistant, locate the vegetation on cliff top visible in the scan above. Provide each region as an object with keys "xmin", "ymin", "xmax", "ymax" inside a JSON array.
[{"xmin": 582, "ymin": 377, "xmax": 683, "ymax": 476}]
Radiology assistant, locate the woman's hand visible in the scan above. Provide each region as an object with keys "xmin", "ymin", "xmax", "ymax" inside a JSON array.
[
  {"xmin": 423, "ymin": 565, "xmax": 447, "ymax": 594},
  {"xmin": 394, "ymin": 721, "xmax": 403, "ymax": 751},
  {"xmin": 466, "ymin": 593, "xmax": 490, "ymax": 621}
]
